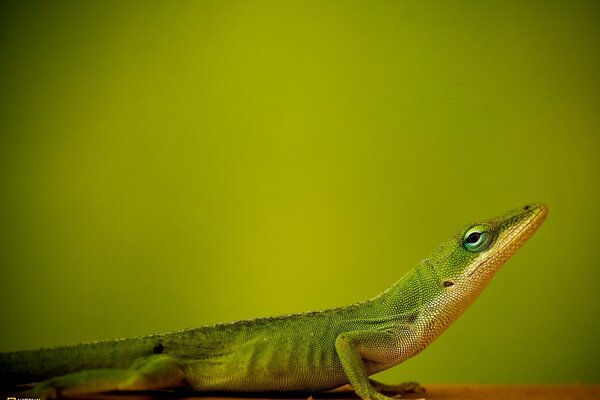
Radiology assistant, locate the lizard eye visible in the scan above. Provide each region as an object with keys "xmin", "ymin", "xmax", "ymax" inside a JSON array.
[{"xmin": 463, "ymin": 225, "xmax": 492, "ymax": 252}]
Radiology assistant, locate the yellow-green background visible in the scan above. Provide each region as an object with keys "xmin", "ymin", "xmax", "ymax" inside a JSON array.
[{"xmin": 1, "ymin": 0, "xmax": 598, "ymax": 385}]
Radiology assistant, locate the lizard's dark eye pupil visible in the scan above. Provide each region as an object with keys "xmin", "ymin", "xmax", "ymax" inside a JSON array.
[
  {"xmin": 463, "ymin": 226, "xmax": 492, "ymax": 252},
  {"xmin": 467, "ymin": 232, "xmax": 481, "ymax": 243}
]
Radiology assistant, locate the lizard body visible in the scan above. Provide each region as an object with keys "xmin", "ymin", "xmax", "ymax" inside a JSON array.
[{"xmin": 0, "ymin": 203, "xmax": 548, "ymax": 399}]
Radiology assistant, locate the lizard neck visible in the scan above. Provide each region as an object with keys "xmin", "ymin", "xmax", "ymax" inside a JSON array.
[
  {"xmin": 370, "ymin": 260, "xmax": 441, "ymax": 317},
  {"xmin": 369, "ymin": 258, "xmax": 483, "ymax": 329}
]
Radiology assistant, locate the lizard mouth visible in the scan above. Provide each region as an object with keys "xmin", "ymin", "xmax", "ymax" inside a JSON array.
[
  {"xmin": 466, "ymin": 202, "xmax": 548, "ymax": 278},
  {"xmin": 495, "ymin": 202, "xmax": 548, "ymax": 253}
]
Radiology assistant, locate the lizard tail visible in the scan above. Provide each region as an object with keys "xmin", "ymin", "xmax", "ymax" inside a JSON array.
[{"xmin": 0, "ymin": 337, "xmax": 155, "ymax": 385}]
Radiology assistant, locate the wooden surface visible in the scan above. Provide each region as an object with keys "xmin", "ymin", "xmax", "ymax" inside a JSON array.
[
  {"xmin": 53, "ymin": 385, "xmax": 600, "ymax": 400},
  {"xmin": 398, "ymin": 385, "xmax": 600, "ymax": 399}
]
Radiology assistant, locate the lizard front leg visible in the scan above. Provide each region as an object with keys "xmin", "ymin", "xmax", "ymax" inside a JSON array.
[{"xmin": 335, "ymin": 329, "xmax": 408, "ymax": 400}]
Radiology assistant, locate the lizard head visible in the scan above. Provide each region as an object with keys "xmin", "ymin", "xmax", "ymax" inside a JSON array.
[
  {"xmin": 390, "ymin": 203, "xmax": 548, "ymax": 350},
  {"xmin": 435, "ymin": 202, "xmax": 548, "ymax": 293}
]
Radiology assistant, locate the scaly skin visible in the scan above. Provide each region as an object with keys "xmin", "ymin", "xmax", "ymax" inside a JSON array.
[{"xmin": 0, "ymin": 203, "xmax": 548, "ymax": 399}]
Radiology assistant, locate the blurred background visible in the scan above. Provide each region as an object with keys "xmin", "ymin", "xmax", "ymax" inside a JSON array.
[{"xmin": 1, "ymin": 0, "xmax": 598, "ymax": 385}]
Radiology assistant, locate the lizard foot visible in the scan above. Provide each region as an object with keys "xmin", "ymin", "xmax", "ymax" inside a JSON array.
[{"xmin": 370, "ymin": 379, "xmax": 426, "ymax": 395}]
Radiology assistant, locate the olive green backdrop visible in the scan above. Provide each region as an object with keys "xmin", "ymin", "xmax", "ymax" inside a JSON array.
[{"xmin": 1, "ymin": 0, "xmax": 598, "ymax": 385}]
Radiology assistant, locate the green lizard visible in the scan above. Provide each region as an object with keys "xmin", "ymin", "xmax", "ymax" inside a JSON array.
[{"xmin": 1, "ymin": 203, "xmax": 548, "ymax": 399}]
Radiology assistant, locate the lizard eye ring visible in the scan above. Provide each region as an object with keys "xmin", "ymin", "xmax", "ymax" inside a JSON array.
[{"xmin": 463, "ymin": 225, "xmax": 492, "ymax": 252}]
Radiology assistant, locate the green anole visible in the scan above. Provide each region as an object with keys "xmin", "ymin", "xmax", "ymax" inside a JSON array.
[{"xmin": 1, "ymin": 203, "xmax": 548, "ymax": 399}]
